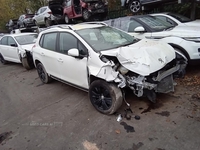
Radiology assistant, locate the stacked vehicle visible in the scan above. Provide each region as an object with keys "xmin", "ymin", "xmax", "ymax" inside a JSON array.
[{"xmin": 48, "ymin": 0, "xmax": 108, "ymax": 24}]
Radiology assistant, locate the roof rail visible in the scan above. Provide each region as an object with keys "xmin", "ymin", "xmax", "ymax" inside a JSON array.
[
  {"xmin": 46, "ymin": 24, "xmax": 75, "ymax": 30},
  {"xmin": 77, "ymin": 22, "xmax": 107, "ymax": 26}
]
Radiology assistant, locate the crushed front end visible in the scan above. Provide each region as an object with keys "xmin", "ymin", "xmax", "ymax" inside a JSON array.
[{"xmin": 99, "ymin": 53, "xmax": 187, "ymax": 103}]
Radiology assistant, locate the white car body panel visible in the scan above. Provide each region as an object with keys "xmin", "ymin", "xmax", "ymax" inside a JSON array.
[
  {"xmin": 0, "ymin": 45, "xmax": 20, "ymax": 63},
  {"xmin": 128, "ymin": 25, "xmax": 200, "ymax": 60},
  {"xmin": 151, "ymin": 13, "xmax": 200, "ymax": 27},
  {"xmin": 57, "ymin": 53, "xmax": 89, "ymax": 88},
  {"xmin": 20, "ymin": 44, "xmax": 34, "ymax": 56},
  {"xmin": 36, "ymin": 48, "xmax": 61, "ymax": 78}
]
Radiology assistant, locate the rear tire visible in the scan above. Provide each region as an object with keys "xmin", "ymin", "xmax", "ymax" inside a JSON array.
[
  {"xmin": 89, "ymin": 80, "xmax": 123, "ymax": 115},
  {"xmin": 64, "ymin": 15, "xmax": 71, "ymax": 24},
  {"xmin": 36, "ymin": 63, "xmax": 52, "ymax": 83},
  {"xmin": 129, "ymin": 0, "xmax": 141, "ymax": 14},
  {"xmin": 34, "ymin": 20, "xmax": 40, "ymax": 28},
  {"xmin": 45, "ymin": 19, "xmax": 51, "ymax": 27},
  {"xmin": 82, "ymin": 9, "xmax": 91, "ymax": 21}
]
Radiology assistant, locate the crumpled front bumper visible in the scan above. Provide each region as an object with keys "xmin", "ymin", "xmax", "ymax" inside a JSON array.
[{"xmin": 154, "ymin": 63, "xmax": 187, "ymax": 93}]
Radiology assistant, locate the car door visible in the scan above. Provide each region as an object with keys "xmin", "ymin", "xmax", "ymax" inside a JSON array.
[
  {"xmin": 0, "ymin": 36, "xmax": 9, "ymax": 59},
  {"xmin": 57, "ymin": 32, "xmax": 88, "ymax": 89},
  {"xmin": 63, "ymin": 0, "xmax": 74, "ymax": 18},
  {"xmin": 7, "ymin": 37, "xmax": 20, "ymax": 62},
  {"xmin": 39, "ymin": 32, "xmax": 61, "ymax": 78},
  {"xmin": 0, "ymin": 36, "xmax": 20, "ymax": 63}
]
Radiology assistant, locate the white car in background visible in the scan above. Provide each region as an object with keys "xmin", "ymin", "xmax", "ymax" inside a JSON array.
[
  {"xmin": 33, "ymin": 6, "xmax": 54, "ymax": 27},
  {"xmin": 0, "ymin": 33, "xmax": 38, "ymax": 70},
  {"xmin": 32, "ymin": 23, "xmax": 186, "ymax": 114},
  {"xmin": 151, "ymin": 12, "xmax": 200, "ymax": 27},
  {"xmin": 104, "ymin": 15, "xmax": 200, "ymax": 63}
]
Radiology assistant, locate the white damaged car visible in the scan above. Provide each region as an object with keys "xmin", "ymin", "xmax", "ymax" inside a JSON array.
[
  {"xmin": 0, "ymin": 32, "xmax": 38, "ymax": 70},
  {"xmin": 32, "ymin": 23, "xmax": 187, "ymax": 114}
]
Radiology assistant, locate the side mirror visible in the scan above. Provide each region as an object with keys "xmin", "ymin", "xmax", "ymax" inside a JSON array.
[
  {"xmin": 10, "ymin": 43, "xmax": 18, "ymax": 47},
  {"xmin": 134, "ymin": 26, "xmax": 145, "ymax": 33},
  {"xmin": 68, "ymin": 48, "xmax": 83, "ymax": 59}
]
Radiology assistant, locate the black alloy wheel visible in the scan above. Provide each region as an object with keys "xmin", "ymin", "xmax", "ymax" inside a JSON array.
[
  {"xmin": 36, "ymin": 63, "xmax": 52, "ymax": 83},
  {"xmin": 89, "ymin": 80, "xmax": 123, "ymax": 115}
]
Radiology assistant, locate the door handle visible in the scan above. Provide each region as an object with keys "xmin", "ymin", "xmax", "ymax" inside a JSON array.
[{"xmin": 57, "ymin": 58, "xmax": 63, "ymax": 63}]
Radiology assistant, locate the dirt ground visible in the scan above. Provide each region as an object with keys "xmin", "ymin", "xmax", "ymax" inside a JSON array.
[{"xmin": 0, "ymin": 62, "xmax": 200, "ymax": 150}]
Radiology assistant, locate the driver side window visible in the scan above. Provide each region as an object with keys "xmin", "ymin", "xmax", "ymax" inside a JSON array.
[
  {"xmin": 8, "ymin": 37, "xmax": 16, "ymax": 46},
  {"xmin": 59, "ymin": 32, "xmax": 87, "ymax": 56}
]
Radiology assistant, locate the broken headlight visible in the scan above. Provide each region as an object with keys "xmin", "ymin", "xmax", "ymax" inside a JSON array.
[{"xmin": 118, "ymin": 65, "xmax": 129, "ymax": 75}]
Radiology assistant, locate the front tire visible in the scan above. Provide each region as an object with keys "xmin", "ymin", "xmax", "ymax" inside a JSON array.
[
  {"xmin": 21, "ymin": 57, "xmax": 34, "ymax": 70},
  {"xmin": 89, "ymin": 80, "xmax": 123, "ymax": 115},
  {"xmin": 36, "ymin": 63, "xmax": 52, "ymax": 83},
  {"xmin": 129, "ymin": 0, "xmax": 141, "ymax": 14},
  {"xmin": 0, "ymin": 53, "xmax": 7, "ymax": 64}
]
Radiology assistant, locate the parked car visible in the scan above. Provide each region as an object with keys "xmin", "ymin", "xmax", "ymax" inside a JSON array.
[
  {"xmin": 121, "ymin": 0, "xmax": 177, "ymax": 13},
  {"xmin": 48, "ymin": 0, "xmax": 108, "ymax": 24},
  {"xmin": 33, "ymin": 6, "xmax": 55, "ymax": 27},
  {"xmin": 104, "ymin": 15, "xmax": 200, "ymax": 63},
  {"xmin": 17, "ymin": 14, "xmax": 35, "ymax": 28},
  {"xmin": 0, "ymin": 33, "xmax": 38, "ymax": 70},
  {"xmin": 151, "ymin": 12, "xmax": 200, "ymax": 27},
  {"xmin": 6, "ymin": 19, "xmax": 18, "ymax": 32},
  {"xmin": 32, "ymin": 23, "xmax": 186, "ymax": 114}
]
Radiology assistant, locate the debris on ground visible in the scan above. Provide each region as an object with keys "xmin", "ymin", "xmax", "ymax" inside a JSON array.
[
  {"xmin": 0, "ymin": 131, "xmax": 12, "ymax": 144},
  {"xmin": 120, "ymin": 122, "xmax": 135, "ymax": 133},
  {"xmin": 116, "ymin": 114, "xmax": 122, "ymax": 122},
  {"xmin": 83, "ymin": 140, "xmax": 99, "ymax": 150},
  {"xmin": 115, "ymin": 129, "xmax": 121, "ymax": 134}
]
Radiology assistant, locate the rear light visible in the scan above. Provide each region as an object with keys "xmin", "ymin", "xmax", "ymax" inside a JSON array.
[{"xmin": 48, "ymin": 12, "xmax": 52, "ymax": 14}]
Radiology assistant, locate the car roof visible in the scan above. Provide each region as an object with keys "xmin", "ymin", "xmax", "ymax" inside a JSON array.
[
  {"xmin": 40, "ymin": 23, "xmax": 106, "ymax": 34},
  {"xmin": 72, "ymin": 24, "xmax": 105, "ymax": 30},
  {"xmin": 104, "ymin": 15, "xmax": 152, "ymax": 21}
]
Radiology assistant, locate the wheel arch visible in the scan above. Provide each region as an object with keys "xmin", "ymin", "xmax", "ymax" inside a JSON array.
[
  {"xmin": 168, "ymin": 43, "xmax": 190, "ymax": 61},
  {"xmin": 89, "ymin": 75, "xmax": 104, "ymax": 85},
  {"xmin": 35, "ymin": 59, "xmax": 41, "ymax": 67}
]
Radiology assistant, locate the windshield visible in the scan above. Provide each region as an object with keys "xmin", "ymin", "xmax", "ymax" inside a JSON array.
[
  {"xmin": 76, "ymin": 26, "xmax": 136, "ymax": 52},
  {"xmin": 15, "ymin": 34, "xmax": 38, "ymax": 45},
  {"xmin": 168, "ymin": 13, "xmax": 192, "ymax": 23},
  {"xmin": 138, "ymin": 16, "xmax": 174, "ymax": 31}
]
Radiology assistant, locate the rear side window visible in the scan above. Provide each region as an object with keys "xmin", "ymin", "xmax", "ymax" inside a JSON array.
[
  {"xmin": 40, "ymin": 33, "xmax": 57, "ymax": 51},
  {"xmin": 0, "ymin": 37, "xmax": 8, "ymax": 45}
]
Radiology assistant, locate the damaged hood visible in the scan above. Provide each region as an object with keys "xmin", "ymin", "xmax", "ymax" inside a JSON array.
[
  {"xmin": 20, "ymin": 44, "xmax": 34, "ymax": 52},
  {"xmin": 100, "ymin": 39, "xmax": 175, "ymax": 76}
]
